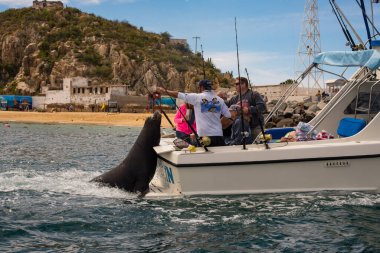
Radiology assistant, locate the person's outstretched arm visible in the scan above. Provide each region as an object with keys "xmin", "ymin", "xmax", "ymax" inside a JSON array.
[{"xmin": 156, "ymin": 87, "xmax": 179, "ymax": 98}]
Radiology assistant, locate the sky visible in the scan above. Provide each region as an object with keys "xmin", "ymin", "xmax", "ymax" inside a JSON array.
[{"xmin": 0, "ymin": 0, "xmax": 378, "ymax": 86}]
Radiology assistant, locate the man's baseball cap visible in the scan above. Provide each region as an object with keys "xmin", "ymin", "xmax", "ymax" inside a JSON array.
[{"xmin": 198, "ymin": 80, "xmax": 212, "ymax": 90}]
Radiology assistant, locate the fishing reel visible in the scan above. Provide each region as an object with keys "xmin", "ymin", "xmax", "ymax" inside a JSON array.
[
  {"xmin": 152, "ymin": 92, "xmax": 161, "ymax": 99},
  {"xmin": 242, "ymin": 131, "xmax": 250, "ymax": 138}
]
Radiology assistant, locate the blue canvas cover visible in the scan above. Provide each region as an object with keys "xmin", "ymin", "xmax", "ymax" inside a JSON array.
[
  {"xmin": 313, "ymin": 50, "xmax": 380, "ymax": 70},
  {"xmin": 337, "ymin": 117, "xmax": 366, "ymax": 137}
]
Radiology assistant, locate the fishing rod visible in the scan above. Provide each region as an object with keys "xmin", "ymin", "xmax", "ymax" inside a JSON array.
[
  {"xmin": 234, "ymin": 17, "xmax": 247, "ymax": 150},
  {"xmin": 329, "ymin": 0, "xmax": 366, "ymax": 51},
  {"xmin": 143, "ymin": 85, "xmax": 175, "ymax": 130},
  {"xmin": 136, "ymin": 65, "xmax": 176, "ymax": 130},
  {"xmin": 329, "ymin": 0, "xmax": 358, "ymax": 50},
  {"xmin": 151, "ymin": 70, "xmax": 208, "ymax": 151},
  {"xmin": 245, "ymin": 68, "xmax": 254, "ymax": 91},
  {"xmin": 201, "ymin": 44, "xmax": 206, "ymax": 79},
  {"xmin": 245, "ymin": 68, "xmax": 269, "ymax": 149}
]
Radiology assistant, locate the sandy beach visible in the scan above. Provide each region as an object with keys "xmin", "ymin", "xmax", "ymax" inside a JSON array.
[{"xmin": 0, "ymin": 111, "xmax": 175, "ymax": 128}]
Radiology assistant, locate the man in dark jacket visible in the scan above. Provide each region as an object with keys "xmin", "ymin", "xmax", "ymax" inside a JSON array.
[{"xmin": 225, "ymin": 77, "xmax": 267, "ymax": 140}]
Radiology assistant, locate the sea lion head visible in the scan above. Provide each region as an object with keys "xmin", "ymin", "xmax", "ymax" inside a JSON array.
[
  {"xmin": 142, "ymin": 111, "xmax": 162, "ymax": 147},
  {"xmin": 144, "ymin": 110, "xmax": 162, "ymax": 127}
]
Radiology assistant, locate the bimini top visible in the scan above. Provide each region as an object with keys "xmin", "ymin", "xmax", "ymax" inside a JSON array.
[{"xmin": 314, "ymin": 50, "xmax": 380, "ymax": 70}]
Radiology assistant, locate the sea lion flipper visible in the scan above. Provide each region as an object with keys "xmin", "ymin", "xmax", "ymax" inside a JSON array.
[{"xmin": 133, "ymin": 176, "xmax": 150, "ymax": 194}]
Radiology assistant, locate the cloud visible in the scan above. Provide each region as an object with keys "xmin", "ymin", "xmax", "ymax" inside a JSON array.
[{"xmin": 206, "ymin": 50, "xmax": 294, "ymax": 85}]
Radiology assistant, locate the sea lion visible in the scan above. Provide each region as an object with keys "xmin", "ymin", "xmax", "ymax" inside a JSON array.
[{"xmin": 91, "ymin": 111, "xmax": 161, "ymax": 195}]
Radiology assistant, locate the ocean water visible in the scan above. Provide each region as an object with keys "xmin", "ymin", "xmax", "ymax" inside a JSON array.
[{"xmin": 1, "ymin": 122, "xmax": 379, "ymax": 253}]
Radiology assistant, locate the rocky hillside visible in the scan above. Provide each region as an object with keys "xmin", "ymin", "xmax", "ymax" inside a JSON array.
[{"xmin": 0, "ymin": 7, "xmax": 232, "ymax": 95}]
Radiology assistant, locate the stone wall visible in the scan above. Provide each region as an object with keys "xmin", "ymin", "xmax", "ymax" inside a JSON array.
[
  {"xmin": 32, "ymin": 96, "xmax": 46, "ymax": 110},
  {"xmin": 32, "ymin": 0, "xmax": 64, "ymax": 10},
  {"xmin": 45, "ymin": 89, "xmax": 70, "ymax": 104}
]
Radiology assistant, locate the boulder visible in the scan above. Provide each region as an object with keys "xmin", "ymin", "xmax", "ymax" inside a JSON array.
[
  {"xmin": 276, "ymin": 118, "xmax": 294, "ymax": 127},
  {"xmin": 308, "ymin": 104, "xmax": 319, "ymax": 113}
]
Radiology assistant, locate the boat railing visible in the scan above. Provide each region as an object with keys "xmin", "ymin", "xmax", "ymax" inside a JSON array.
[
  {"xmin": 264, "ymin": 63, "xmax": 316, "ymax": 125},
  {"xmin": 314, "ymin": 65, "xmax": 349, "ymax": 82},
  {"xmin": 264, "ymin": 62, "xmax": 367, "ymax": 126},
  {"xmin": 264, "ymin": 48, "xmax": 380, "ymax": 140},
  {"xmin": 307, "ymin": 67, "xmax": 375, "ymax": 135}
]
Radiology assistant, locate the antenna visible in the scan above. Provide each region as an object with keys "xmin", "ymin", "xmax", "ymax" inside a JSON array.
[
  {"xmin": 295, "ymin": 0, "xmax": 324, "ymax": 95},
  {"xmin": 192, "ymin": 36, "xmax": 200, "ymax": 54},
  {"xmin": 201, "ymin": 44, "xmax": 206, "ymax": 79}
]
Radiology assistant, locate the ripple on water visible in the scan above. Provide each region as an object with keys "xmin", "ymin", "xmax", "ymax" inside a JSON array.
[{"xmin": 0, "ymin": 123, "xmax": 379, "ymax": 252}]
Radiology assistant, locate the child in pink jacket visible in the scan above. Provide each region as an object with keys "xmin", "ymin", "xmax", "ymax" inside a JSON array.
[{"xmin": 174, "ymin": 103, "xmax": 197, "ymax": 142}]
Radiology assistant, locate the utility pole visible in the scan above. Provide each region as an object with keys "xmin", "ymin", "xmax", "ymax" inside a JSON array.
[
  {"xmin": 295, "ymin": 0, "xmax": 324, "ymax": 95},
  {"xmin": 192, "ymin": 36, "xmax": 200, "ymax": 54}
]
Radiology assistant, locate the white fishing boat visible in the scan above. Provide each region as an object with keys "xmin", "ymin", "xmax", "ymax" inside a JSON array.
[{"xmin": 146, "ymin": 45, "xmax": 380, "ymax": 198}]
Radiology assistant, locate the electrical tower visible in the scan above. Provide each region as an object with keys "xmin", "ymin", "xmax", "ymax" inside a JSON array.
[{"xmin": 295, "ymin": 0, "xmax": 324, "ymax": 95}]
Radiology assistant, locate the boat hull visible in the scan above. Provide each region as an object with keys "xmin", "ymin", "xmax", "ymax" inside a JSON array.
[
  {"xmin": 148, "ymin": 112, "xmax": 380, "ymax": 197},
  {"xmin": 149, "ymin": 151, "xmax": 380, "ymax": 197}
]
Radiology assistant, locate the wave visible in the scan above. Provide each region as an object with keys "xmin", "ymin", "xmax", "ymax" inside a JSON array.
[{"xmin": 0, "ymin": 167, "xmax": 135, "ymax": 199}]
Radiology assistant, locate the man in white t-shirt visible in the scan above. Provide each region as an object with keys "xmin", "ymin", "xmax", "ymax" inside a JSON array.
[{"xmin": 156, "ymin": 80, "xmax": 231, "ymax": 147}]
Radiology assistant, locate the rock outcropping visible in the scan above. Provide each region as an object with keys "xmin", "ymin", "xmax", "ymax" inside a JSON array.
[{"xmin": 0, "ymin": 7, "xmax": 231, "ymax": 95}]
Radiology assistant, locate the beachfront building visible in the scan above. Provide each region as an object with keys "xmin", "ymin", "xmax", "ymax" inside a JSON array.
[
  {"xmin": 43, "ymin": 77, "xmax": 128, "ymax": 107},
  {"xmin": 254, "ymin": 83, "xmax": 319, "ymax": 102},
  {"xmin": 326, "ymin": 79, "xmax": 346, "ymax": 97}
]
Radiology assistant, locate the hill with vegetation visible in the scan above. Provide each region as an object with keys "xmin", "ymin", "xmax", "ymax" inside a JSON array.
[{"xmin": 0, "ymin": 6, "xmax": 232, "ymax": 95}]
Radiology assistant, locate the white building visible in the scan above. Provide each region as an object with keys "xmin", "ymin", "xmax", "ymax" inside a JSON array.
[
  {"xmin": 253, "ymin": 83, "xmax": 318, "ymax": 102},
  {"xmin": 326, "ymin": 79, "xmax": 346, "ymax": 97},
  {"xmin": 44, "ymin": 77, "xmax": 128, "ymax": 107}
]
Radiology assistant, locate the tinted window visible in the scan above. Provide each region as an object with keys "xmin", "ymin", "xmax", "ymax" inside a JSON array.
[{"xmin": 344, "ymin": 92, "xmax": 380, "ymax": 114}]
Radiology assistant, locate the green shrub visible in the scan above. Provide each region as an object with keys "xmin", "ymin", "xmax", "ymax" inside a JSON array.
[
  {"xmin": 77, "ymin": 47, "xmax": 102, "ymax": 65},
  {"xmin": 86, "ymin": 65, "xmax": 112, "ymax": 79}
]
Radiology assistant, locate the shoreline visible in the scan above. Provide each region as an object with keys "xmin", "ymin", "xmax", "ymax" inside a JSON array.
[{"xmin": 0, "ymin": 111, "xmax": 175, "ymax": 128}]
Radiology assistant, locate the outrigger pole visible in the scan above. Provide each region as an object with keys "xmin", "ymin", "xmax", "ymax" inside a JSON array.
[
  {"xmin": 355, "ymin": 0, "xmax": 380, "ymax": 47},
  {"xmin": 234, "ymin": 17, "xmax": 247, "ymax": 150},
  {"xmin": 151, "ymin": 70, "xmax": 209, "ymax": 152}
]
